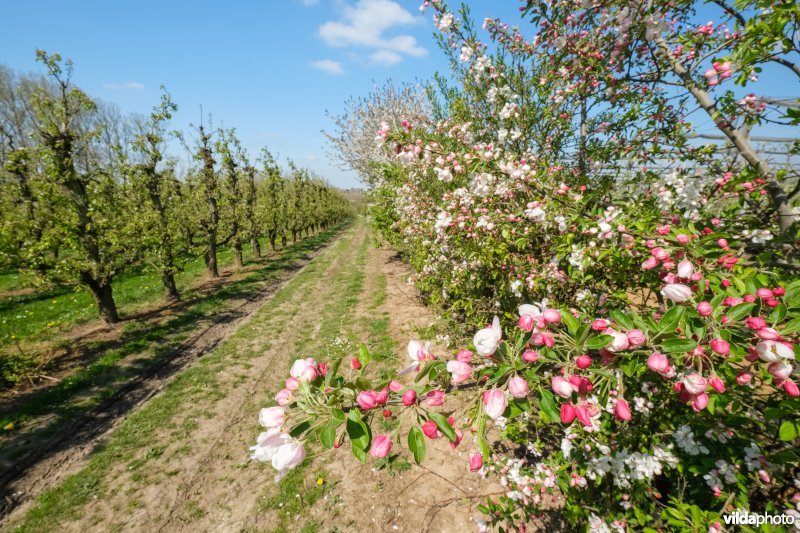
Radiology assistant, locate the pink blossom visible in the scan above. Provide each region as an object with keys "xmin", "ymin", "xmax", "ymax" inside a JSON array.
[
  {"xmin": 402, "ymin": 389, "xmax": 417, "ymax": 406},
  {"xmin": 508, "ymin": 376, "xmax": 529, "ymax": 398},
  {"xmin": 447, "ymin": 360, "xmax": 472, "ymax": 384},
  {"xmin": 275, "ymin": 389, "xmax": 293, "ymax": 406},
  {"xmin": 736, "ymin": 371, "xmax": 752, "ymax": 385},
  {"xmin": 543, "ymin": 309, "xmax": 562, "ymax": 323},
  {"xmin": 709, "ymin": 338, "xmax": 730, "ymax": 355},
  {"xmin": 370, "ymin": 435, "xmax": 392, "ymax": 458},
  {"xmin": 745, "ymin": 317, "xmax": 766, "ymax": 330},
  {"xmin": 560, "ymin": 403, "xmax": 576, "ymax": 424},
  {"xmin": 641, "ymin": 257, "xmax": 659, "ymax": 270},
  {"xmin": 522, "ymin": 349, "xmax": 539, "ymax": 363},
  {"xmin": 591, "ymin": 319, "xmax": 609, "ymax": 331},
  {"xmin": 456, "ymin": 349, "xmax": 474, "ymax": 363},
  {"xmin": 697, "ymin": 301, "xmax": 713, "ymax": 317},
  {"xmin": 626, "ymin": 329, "xmax": 645, "ymax": 348},
  {"xmin": 426, "ymin": 389, "xmax": 445, "ymax": 406},
  {"xmin": 290, "ymin": 357, "xmax": 319, "ymax": 382},
  {"xmin": 756, "ymin": 328, "xmax": 780, "ymax": 340},
  {"xmin": 614, "ymin": 399, "xmax": 632, "ymax": 421},
  {"xmin": 469, "ymin": 451, "xmax": 483, "ymax": 472},
  {"xmin": 784, "ymin": 380, "xmax": 799, "ymax": 397},
  {"xmin": 605, "ymin": 328, "xmax": 630, "ymax": 352},
  {"xmin": 709, "ymin": 376, "xmax": 725, "ymax": 393},
  {"xmin": 376, "ymin": 388, "xmax": 389, "ymax": 405},
  {"xmin": 768, "ymin": 361, "xmax": 794, "ymax": 380},
  {"xmin": 691, "ymin": 392, "xmax": 709, "ymax": 412},
  {"xmin": 576, "ymin": 354, "xmax": 592, "ymax": 369},
  {"xmin": 388, "ymin": 380, "xmax": 403, "ymax": 392},
  {"xmin": 661, "ymin": 283, "xmax": 692, "ymax": 303},
  {"xmin": 551, "ymin": 376, "xmax": 574, "ymax": 398},
  {"xmin": 356, "ymin": 390, "xmax": 378, "ymax": 410},
  {"xmin": 683, "ymin": 373, "xmax": 708, "ymax": 394},
  {"xmin": 483, "ymin": 388, "xmax": 508, "ymax": 419},
  {"xmin": 421, "ymin": 419, "xmax": 440, "ymax": 439},
  {"xmin": 285, "ymin": 377, "xmax": 299, "ymax": 391}
]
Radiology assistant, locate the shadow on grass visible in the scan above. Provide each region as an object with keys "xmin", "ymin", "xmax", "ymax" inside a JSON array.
[{"xmin": 0, "ymin": 222, "xmax": 348, "ymax": 517}]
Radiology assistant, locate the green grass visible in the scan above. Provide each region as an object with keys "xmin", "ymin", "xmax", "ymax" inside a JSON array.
[
  {"xmin": 12, "ymin": 222, "xmax": 368, "ymax": 532},
  {"xmin": 0, "ymin": 235, "xmax": 279, "ymax": 350},
  {"xmin": 0, "ymin": 226, "xmax": 346, "ymax": 435}
]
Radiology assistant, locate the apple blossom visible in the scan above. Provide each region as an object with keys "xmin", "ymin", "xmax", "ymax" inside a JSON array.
[
  {"xmin": 370, "ymin": 435, "xmax": 392, "ymax": 458},
  {"xmin": 661, "ymin": 283, "xmax": 692, "ymax": 303},
  {"xmin": 474, "ymin": 316, "xmax": 502, "ymax": 357},
  {"xmin": 560, "ymin": 403, "xmax": 576, "ymax": 424},
  {"xmin": 259, "ymin": 406, "xmax": 285, "ymax": 428},
  {"xmin": 483, "ymin": 388, "xmax": 507, "ymax": 419},
  {"xmin": 469, "ymin": 451, "xmax": 483, "ymax": 472},
  {"xmin": 275, "ymin": 389, "xmax": 293, "ymax": 406},
  {"xmin": 683, "ymin": 374, "xmax": 708, "ymax": 395},
  {"xmin": 447, "ymin": 360, "xmax": 472, "ymax": 383},
  {"xmin": 402, "ymin": 389, "xmax": 417, "ymax": 406},
  {"xmin": 290, "ymin": 357, "xmax": 319, "ymax": 382},
  {"xmin": 614, "ymin": 399, "xmax": 632, "ymax": 421},
  {"xmin": 356, "ymin": 390, "xmax": 379, "ymax": 410},
  {"xmin": 271, "ymin": 440, "xmax": 306, "ymax": 481},
  {"xmin": 426, "ymin": 389, "xmax": 445, "ymax": 406},
  {"xmin": 756, "ymin": 341, "xmax": 795, "ymax": 363},
  {"xmin": 508, "ymin": 376, "xmax": 530, "ymax": 398},
  {"xmin": 552, "ymin": 376, "xmax": 574, "ymax": 398}
]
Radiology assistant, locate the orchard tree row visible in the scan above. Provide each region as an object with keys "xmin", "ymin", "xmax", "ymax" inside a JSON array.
[{"xmin": 0, "ymin": 51, "xmax": 351, "ymax": 324}]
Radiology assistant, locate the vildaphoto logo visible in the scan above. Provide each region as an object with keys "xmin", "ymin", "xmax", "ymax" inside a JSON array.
[{"xmin": 723, "ymin": 511, "xmax": 796, "ymax": 527}]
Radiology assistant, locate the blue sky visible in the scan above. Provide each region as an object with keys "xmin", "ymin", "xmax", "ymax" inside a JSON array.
[
  {"xmin": 1, "ymin": 1, "xmax": 795, "ymax": 188},
  {"xmin": 0, "ymin": 0, "xmax": 521, "ymax": 189}
]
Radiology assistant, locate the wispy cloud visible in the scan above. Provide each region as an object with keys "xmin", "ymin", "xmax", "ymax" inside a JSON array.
[
  {"xmin": 299, "ymin": 0, "xmax": 319, "ymax": 5},
  {"xmin": 104, "ymin": 81, "xmax": 145, "ymax": 91},
  {"xmin": 318, "ymin": 0, "xmax": 427, "ymax": 66},
  {"xmin": 312, "ymin": 59, "xmax": 345, "ymax": 75}
]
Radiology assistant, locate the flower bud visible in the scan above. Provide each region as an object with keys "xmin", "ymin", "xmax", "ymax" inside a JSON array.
[
  {"xmin": 402, "ymin": 389, "xmax": 417, "ymax": 406},
  {"xmin": 697, "ymin": 301, "xmax": 713, "ymax": 317}
]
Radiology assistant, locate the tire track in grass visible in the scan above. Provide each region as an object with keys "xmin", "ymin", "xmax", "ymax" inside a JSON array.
[{"xmin": 6, "ymin": 223, "xmax": 367, "ymax": 532}]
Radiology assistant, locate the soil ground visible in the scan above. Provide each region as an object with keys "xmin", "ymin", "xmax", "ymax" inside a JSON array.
[{"xmin": 3, "ymin": 219, "xmax": 502, "ymax": 533}]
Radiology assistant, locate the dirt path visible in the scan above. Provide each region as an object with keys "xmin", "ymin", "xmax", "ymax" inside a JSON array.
[{"xmin": 8, "ymin": 220, "xmax": 499, "ymax": 533}]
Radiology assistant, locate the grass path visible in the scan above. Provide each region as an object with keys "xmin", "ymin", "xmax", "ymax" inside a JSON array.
[{"xmin": 8, "ymin": 219, "xmax": 498, "ymax": 533}]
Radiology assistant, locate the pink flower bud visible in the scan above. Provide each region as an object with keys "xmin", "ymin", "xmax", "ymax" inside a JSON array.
[
  {"xmin": 676, "ymin": 234, "xmax": 690, "ymax": 244},
  {"xmin": 756, "ymin": 328, "xmax": 780, "ymax": 341},
  {"xmin": 651, "ymin": 247, "xmax": 670, "ymax": 260},
  {"xmin": 560, "ymin": 403, "xmax": 576, "ymax": 424},
  {"xmin": 376, "ymin": 388, "xmax": 389, "ymax": 405},
  {"xmin": 647, "ymin": 352, "xmax": 670, "ymax": 374},
  {"xmin": 483, "ymin": 388, "xmax": 508, "ymax": 419},
  {"xmin": 745, "ymin": 317, "xmax": 766, "ymax": 330},
  {"xmin": 641, "ymin": 257, "xmax": 659, "ymax": 270},
  {"xmin": 736, "ymin": 371, "xmax": 752, "ymax": 385},
  {"xmin": 351, "ymin": 357, "xmax": 362, "ymax": 370},
  {"xmin": 709, "ymin": 338, "xmax": 730, "ymax": 355},
  {"xmin": 551, "ymin": 376, "xmax": 574, "ymax": 398},
  {"xmin": 426, "ymin": 389, "xmax": 445, "ymax": 406},
  {"xmin": 683, "ymin": 373, "xmax": 708, "ymax": 395},
  {"xmin": 575, "ymin": 405, "xmax": 592, "ymax": 427},
  {"xmin": 784, "ymin": 380, "xmax": 799, "ymax": 397},
  {"xmin": 716, "ymin": 238, "xmax": 728, "ymax": 248},
  {"xmin": 676, "ymin": 260, "xmax": 694, "ymax": 278},
  {"xmin": 576, "ymin": 354, "xmax": 592, "ymax": 369},
  {"xmin": 456, "ymin": 349, "xmax": 473, "ymax": 363},
  {"xmin": 661, "ymin": 283, "xmax": 692, "ymax": 303},
  {"xmin": 275, "ymin": 389, "xmax": 293, "ymax": 406},
  {"xmin": 518, "ymin": 314, "xmax": 534, "ymax": 332},
  {"xmin": 756, "ymin": 288, "xmax": 774, "ymax": 299},
  {"xmin": 522, "ymin": 349, "xmax": 539, "ymax": 363},
  {"xmin": 285, "ymin": 377, "xmax": 300, "ymax": 391},
  {"xmin": 388, "ymin": 380, "xmax": 403, "ymax": 392},
  {"xmin": 626, "ymin": 329, "xmax": 645, "ymax": 348},
  {"xmin": 421, "ymin": 419, "xmax": 439, "ymax": 439},
  {"xmin": 697, "ymin": 301, "xmax": 713, "ymax": 317},
  {"xmin": 469, "ymin": 451, "xmax": 483, "ymax": 472},
  {"xmin": 691, "ymin": 392, "xmax": 709, "ymax": 411},
  {"xmin": 591, "ymin": 319, "xmax": 609, "ymax": 331},
  {"xmin": 614, "ymin": 399, "xmax": 632, "ymax": 421},
  {"xmin": 402, "ymin": 389, "xmax": 417, "ymax": 406},
  {"xmin": 709, "ymin": 376, "xmax": 725, "ymax": 393},
  {"xmin": 768, "ymin": 361, "xmax": 794, "ymax": 380},
  {"xmin": 757, "ymin": 469, "xmax": 770, "ymax": 483},
  {"xmin": 370, "ymin": 434, "xmax": 392, "ymax": 458},
  {"xmin": 543, "ymin": 309, "xmax": 562, "ymax": 323},
  {"xmin": 508, "ymin": 376, "xmax": 529, "ymax": 398},
  {"xmin": 356, "ymin": 390, "xmax": 378, "ymax": 410}
]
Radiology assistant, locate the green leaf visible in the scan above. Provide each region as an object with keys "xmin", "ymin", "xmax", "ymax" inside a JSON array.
[
  {"xmin": 289, "ymin": 420, "xmax": 311, "ymax": 438},
  {"xmin": 331, "ymin": 408, "xmax": 346, "ymax": 423},
  {"xmin": 560, "ymin": 309, "xmax": 578, "ymax": 335},
  {"xmin": 726, "ymin": 302, "xmax": 755, "ymax": 322},
  {"xmin": 769, "ymin": 303, "xmax": 787, "ymax": 324},
  {"xmin": 538, "ymin": 389, "xmax": 560, "ymax": 423},
  {"xmin": 610, "ymin": 309, "xmax": 634, "ymax": 330},
  {"xmin": 407, "ymin": 426, "xmax": 426, "ymax": 464},
  {"xmin": 661, "ymin": 338, "xmax": 697, "ymax": 353},
  {"xmin": 429, "ymin": 411, "xmax": 457, "ymax": 443},
  {"xmin": 320, "ymin": 422, "xmax": 336, "ymax": 449},
  {"xmin": 585, "ymin": 334, "xmax": 613, "ymax": 350},
  {"xmin": 658, "ymin": 305, "xmax": 685, "ymax": 333},
  {"xmin": 357, "ymin": 343, "xmax": 371, "ymax": 366},
  {"xmin": 779, "ymin": 420, "xmax": 799, "ymax": 441},
  {"xmin": 346, "ymin": 409, "xmax": 371, "ymax": 462}
]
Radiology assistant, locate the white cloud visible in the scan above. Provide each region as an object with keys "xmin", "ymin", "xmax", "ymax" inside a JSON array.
[
  {"xmin": 103, "ymin": 81, "xmax": 145, "ymax": 91},
  {"xmin": 370, "ymin": 49, "xmax": 402, "ymax": 66},
  {"xmin": 312, "ymin": 59, "xmax": 345, "ymax": 75},
  {"xmin": 318, "ymin": 0, "xmax": 427, "ymax": 65}
]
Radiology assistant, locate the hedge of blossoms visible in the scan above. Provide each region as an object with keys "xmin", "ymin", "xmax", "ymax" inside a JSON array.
[{"xmin": 252, "ymin": 0, "xmax": 799, "ymax": 530}]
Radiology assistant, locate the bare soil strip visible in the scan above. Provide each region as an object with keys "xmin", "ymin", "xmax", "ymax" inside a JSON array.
[{"xmin": 0, "ymin": 226, "xmax": 346, "ymax": 528}]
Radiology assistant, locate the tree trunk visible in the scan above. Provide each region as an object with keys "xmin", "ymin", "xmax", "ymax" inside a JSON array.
[
  {"xmin": 234, "ymin": 243, "xmax": 244, "ymax": 269},
  {"xmin": 252, "ymin": 238, "xmax": 262, "ymax": 259},
  {"xmin": 206, "ymin": 240, "xmax": 219, "ymax": 277},
  {"xmin": 162, "ymin": 271, "xmax": 180, "ymax": 301},
  {"xmin": 269, "ymin": 231, "xmax": 277, "ymax": 251},
  {"xmin": 83, "ymin": 274, "xmax": 120, "ymax": 324},
  {"xmin": 281, "ymin": 233, "xmax": 287, "ymax": 247},
  {"xmin": 292, "ymin": 230, "xmax": 297, "ymax": 243}
]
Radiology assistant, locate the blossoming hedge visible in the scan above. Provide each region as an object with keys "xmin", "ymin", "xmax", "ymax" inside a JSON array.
[{"xmin": 252, "ymin": 0, "xmax": 799, "ymax": 529}]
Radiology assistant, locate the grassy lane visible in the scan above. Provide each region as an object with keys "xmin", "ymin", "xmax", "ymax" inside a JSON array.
[
  {"xmin": 10, "ymin": 220, "xmax": 371, "ymax": 532},
  {"xmin": 0, "ymin": 225, "xmax": 347, "ymax": 507}
]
